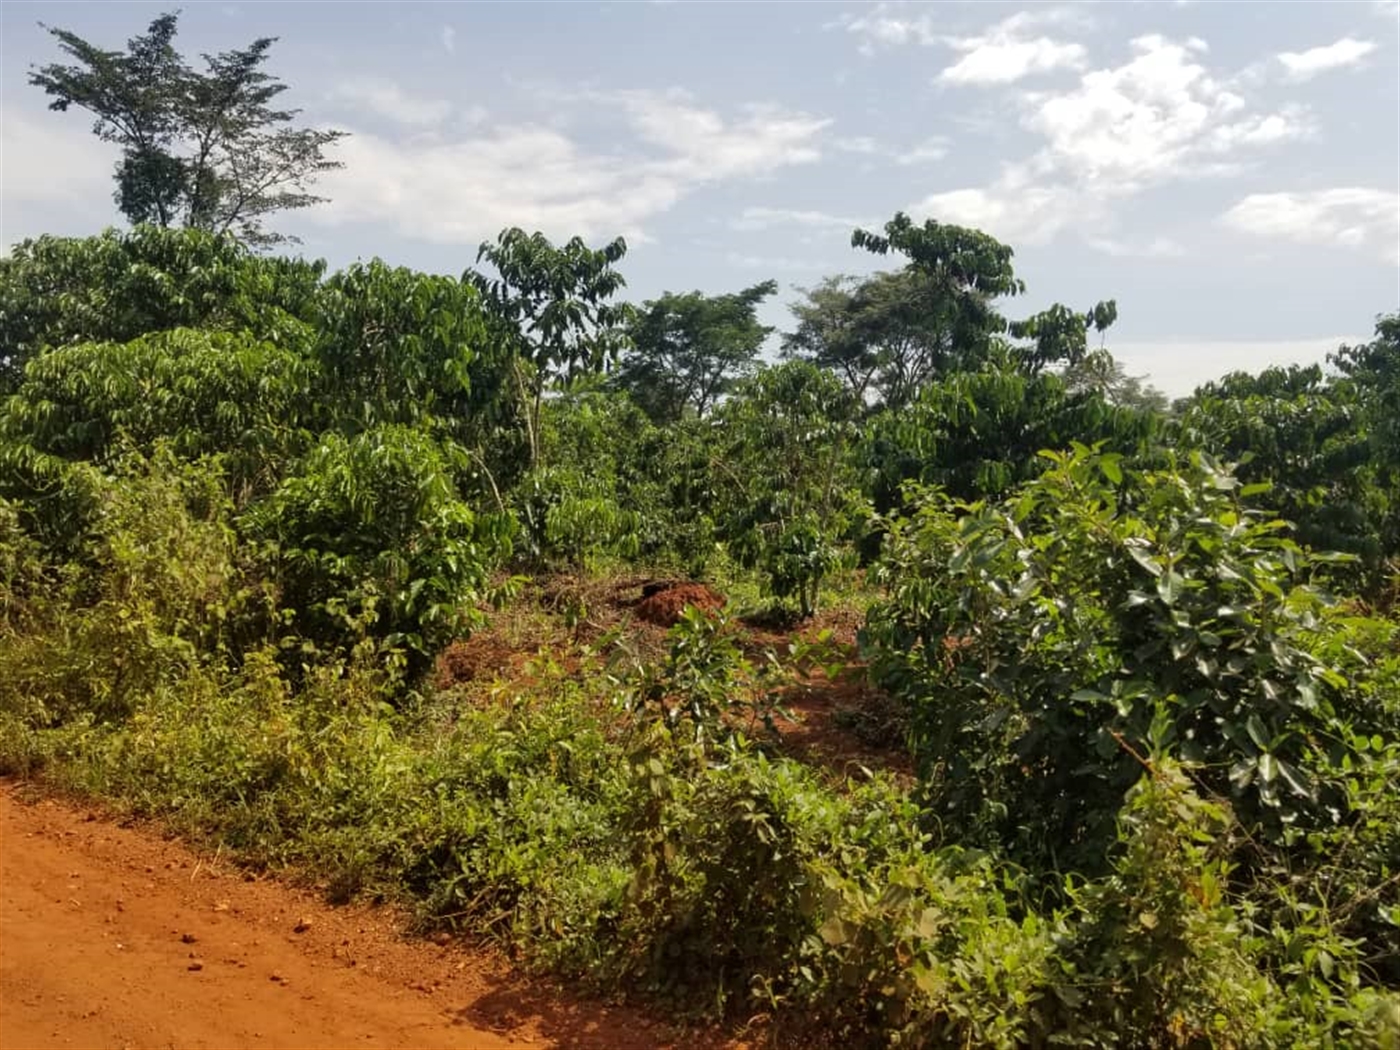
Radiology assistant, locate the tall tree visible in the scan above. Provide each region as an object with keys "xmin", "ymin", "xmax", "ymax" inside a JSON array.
[
  {"xmin": 850, "ymin": 212, "xmax": 1118, "ymax": 379},
  {"xmin": 785, "ymin": 269, "xmax": 997, "ymax": 411},
  {"xmin": 471, "ymin": 228, "xmax": 632, "ymax": 468},
  {"xmin": 614, "ymin": 280, "xmax": 777, "ymax": 424},
  {"xmin": 29, "ymin": 12, "xmax": 345, "ymax": 247},
  {"xmin": 851, "ymin": 212, "xmax": 1024, "ymax": 368}
]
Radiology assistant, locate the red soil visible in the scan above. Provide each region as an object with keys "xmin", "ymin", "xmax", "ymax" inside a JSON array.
[
  {"xmin": 634, "ymin": 583, "xmax": 726, "ymax": 627},
  {"xmin": 0, "ymin": 782, "xmax": 736, "ymax": 1050}
]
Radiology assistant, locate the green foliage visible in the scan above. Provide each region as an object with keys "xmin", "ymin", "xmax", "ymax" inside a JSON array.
[
  {"xmin": 862, "ymin": 364, "xmax": 1159, "ymax": 518},
  {"xmin": 850, "ymin": 212, "xmax": 1119, "ymax": 379},
  {"xmin": 245, "ymin": 426, "xmax": 514, "ymax": 672},
  {"xmin": 1, "ymin": 199, "xmax": 1396, "ymax": 1049},
  {"xmin": 310, "ymin": 260, "xmax": 513, "ymax": 454},
  {"xmin": 1061, "ymin": 347, "xmax": 1167, "ymax": 413},
  {"xmin": 864, "ymin": 445, "xmax": 1397, "ymax": 875},
  {"xmin": 1055, "ymin": 760, "xmax": 1277, "ymax": 1048},
  {"xmin": 1332, "ymin": 314, "xmax": 1400, "ymax": 565},
  {"xmin": 1177, "ymin": 363, "xmax": 1383, "ymax": 580},
  {"xmin": 612, "ymin": 605, "xmax": 788, "ymax": 747},
  {"xmin": 1, "ymin": 328, "xmax": 314, "ymax": 496},
  {"xmin": 785, "ymin": 269, "xmax": 998, "ymax": 410},
  {"xmin": 0, "ymin": 448, "xmax": 242, "ymax": 727},
  {"xmin": 615, "ymin": 280, "xmax": 776, "ymax": 424},
  {"xmin": 472, "ymin": 228, "xmax": 632, "ymax": 467},
  {"xmin": 29, "ymin": 12, "xmax": 345, "ymax": 246},
  {"xmin": 714, "ymin": 362, "xmax": 867, "ymax": 618},
  {"xmin": 0, "ymin": 226, "xmax": 321, "ymax": 393}
]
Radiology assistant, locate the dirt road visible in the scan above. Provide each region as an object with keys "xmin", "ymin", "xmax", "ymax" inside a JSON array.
[{"xmin": 0, "ymin": 782, "xmax": 701, "ymax": 1050}]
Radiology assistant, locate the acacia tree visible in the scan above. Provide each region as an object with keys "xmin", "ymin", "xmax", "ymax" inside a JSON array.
[
  {"xmin": 29, "ymin": 12, "xmax": 345, "ymax": 247},
  {"xmin": 471, "ymin": 228, "xmax": 632, "ymax": 468},
  {"xmin": 614, "ymin": 280, "xmax": 777, "ymax": 424}
]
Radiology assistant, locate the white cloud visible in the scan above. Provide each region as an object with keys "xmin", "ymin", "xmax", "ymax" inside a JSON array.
[
  {"xmin": 441, "ymin": 25, "xmax": 456, "ymax": 55},
  {"xmin": 897, "ymin": 136, "xmax": 952, "ymax": 165},
  {"xmin": 940, "ymin": 12, "xmax": 1088, "ymax": 85},
  {"xmin": 909, "ymin": 180, "xmax": 1095, "ymax": 246},
  {"xmin": 731, "ymin": 206, "xmax": 868, "ymax": 232},
  {"xmin": 327, "ymin": 79, "xmax": 452, "ymax": 127},
  {"xmin": 611, "ymin": 90, "xmax": 828, "ymax": 181},
  {"xmin": 316, "ymin": 127, "xmax": 677, "ymax": 243},
  {"xmin": 829, "ymin": 4, "xmax": 939, "ymax": 56},
  {"xmin": 1221, "ymin": 188, "xmax": 1400, "ymax": 264},
  {"xmin": 1375, "ymin": 0, "xmax": 1400, "ymax": 19},
  {"xmin": 0, "ymin": 110, "xmax": 113, "ymax": 209},
  {"xmin": 905, "ymin": 35, "xmax": 1308, "ymax": 252},
  {"xmin": 312, "ymin": 91, "xmax": 829, "ymax": 245},
  {"xmin": 1277, "ymin": 37, "xmax": 1377, "ymax": 81},
  {"xmin": 1023, "ymin": 35, "xmax": 1311, "ymax": 193},
  {"xmin": 1083, "ymin": 234, "xmax": 1187, "ymax": 258}
]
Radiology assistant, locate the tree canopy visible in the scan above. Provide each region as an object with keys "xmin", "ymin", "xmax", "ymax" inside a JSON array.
[
  {"xmin": 29, "ymin": 12, "xmax": 345, "ymax": 247},
  {"xmin": 614, "ymin": 280, "xmax": 777, "ymax": 424}
]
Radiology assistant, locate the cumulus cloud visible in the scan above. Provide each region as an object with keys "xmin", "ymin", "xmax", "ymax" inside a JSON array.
[
  {"xmin": 609, "ymin": 90, "xmax": 829, "ymax": 181},
  {"xmin": 311, "ymin": 91, "xmax": 829, "ymax": 244},
  {"xmin": 939, "ymin": 12, "xmax": 1088, "ymax": 85},
  {"xmin": 1277, "ymin": 37, "xmax": 1377, "ymax": 81},
  {"xmin": 909, "ymin": 180, "xmax": 1095, "ymax": 246},
  {"xmin": 1023, "ymin": 35, "xmax": 1311, "ymax": 192},
  {"xmin": 1221, "ymin": 188, "xmax": 1400, "ymax": 264},
  {"xmin": 828, "ymin": 4, "xmax": 939, "ymax": 55},
  {"xmin": 441, "ymin": 25, "xmax": 456, "ymax": 55},
  {"xmin": 908, "ymin": 35, "xmax": 1309, "ymax": 253}
]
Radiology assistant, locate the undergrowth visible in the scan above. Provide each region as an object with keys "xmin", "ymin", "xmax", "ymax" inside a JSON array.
[{"xmin": 1, "ymin": 452, "xmax": 1397, "ymax": 1049}]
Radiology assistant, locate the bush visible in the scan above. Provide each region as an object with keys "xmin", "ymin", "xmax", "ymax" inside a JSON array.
[
  {"xmin": 0, "ymin": 225, "xmax": 320, "ymax": 393},
  {"xmin": 864, "ymin": 446, "xmax": 1399, "ymax": 877},
  {"xmin": 1, "ymin": 328, "xmax": 315, "ymax": 497},
  {"xmin": 0, "ymin": 448, "xmax": 242, "ymax": 726},
  {"xmin": 245, "ymin": 425, "xmax": 515, "ymax": 674}
]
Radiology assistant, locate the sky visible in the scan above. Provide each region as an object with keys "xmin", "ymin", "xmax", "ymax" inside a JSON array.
[{"xmin": 2, "ymin": 0, "xmax": 1398, "ymax": 397}]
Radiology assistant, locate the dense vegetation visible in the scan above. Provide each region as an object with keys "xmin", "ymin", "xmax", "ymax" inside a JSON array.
[{"xmin": 1, "ymin": 221, "xmax": 1397, "ymax": 1048}]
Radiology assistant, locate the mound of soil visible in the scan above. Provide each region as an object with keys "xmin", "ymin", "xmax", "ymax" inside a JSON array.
[
  {"xmin": 433, "ymin": 632, "xmax": 520, "ymax": 688},
  {"xmin": 634, "ymin": 583, "xmax": 725, "ymax": 627}
]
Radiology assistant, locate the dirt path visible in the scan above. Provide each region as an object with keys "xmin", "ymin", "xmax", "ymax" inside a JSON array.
[{"xmin": 0, "ymin": 782, "xmax": 716, "ymax": 1050}]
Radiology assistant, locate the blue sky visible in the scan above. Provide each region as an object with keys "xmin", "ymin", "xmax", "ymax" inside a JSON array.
[{"xmin": 3, "ymin": 0, "xmax": 1398, "ymax": 396}]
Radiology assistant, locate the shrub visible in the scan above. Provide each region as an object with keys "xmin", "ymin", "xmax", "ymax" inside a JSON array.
[
  {"xmin": 864, "ymin": 445, "xmax": 1399, "ymax": 878},
  {"xmin": 245, "ymin": 425, "xmax": 515, "ymax": 673}
]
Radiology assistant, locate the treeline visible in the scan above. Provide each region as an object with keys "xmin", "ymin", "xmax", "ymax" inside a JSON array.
[{"xmin": 1, "ymin": 221, "xmax": 1397, "ymax": 1046}]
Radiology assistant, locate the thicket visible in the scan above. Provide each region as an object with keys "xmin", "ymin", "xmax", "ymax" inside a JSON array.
[{"xmin": 1, "ymin": 224, "xmax": 1396, "ymax": 1047}]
